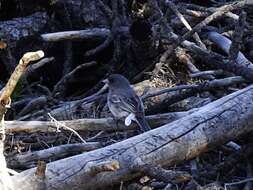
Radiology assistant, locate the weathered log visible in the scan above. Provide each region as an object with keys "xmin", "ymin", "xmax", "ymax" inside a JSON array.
[
  {"xmin": 0, "ymin": 51, "xmax": 45, "ymax": 190},
  {"xmin": 29, "ymin": 80, "xmax": 154, "ymax": 120},
  {"xmin": 40, "ymin": 28, "xmax": 111, "ymax": 42},
  {"xmin": 5, "ymin": 111, "xmax": 190, "ymax": 133},
  {"xmin": 11, "ymin": 84, "xmax": 253, "ymax": 190},
  {"xmin": 180, "ymin": 0, "xmax": 252, "ymax": 42},
  {"xmin": 22, "ymin": 57, "xmax": 55, "ymax": 79},
  {"xmin": 146, "ymin": 76, "xmax": 244, "ymax": 114},
  {"xmin": 0, "ymin": 12, "xmax": 49, "ymax": 46},
  {"xmin": 52, "ymin": 0, "xmax": 110, "ymax": 28},
  {"xmin": 207, "ymin": 31, "xmax": 251, "ymax": 65},
  {"xmin": 17, "ymin": 96, "xmax": 48, "ymax": 117},
  {"xmin": 52, "ymin": 61, "xmax": 97, "ymax": 98},
  {"xmin": 7, "ymin": 142, "xmax": 102, "ymax": 169},
  {"xmin": 170, "ymin": 32, "xmax": 253, "ymax": 82}
]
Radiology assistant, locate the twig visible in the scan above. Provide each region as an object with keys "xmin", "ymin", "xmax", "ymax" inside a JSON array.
[
  {"xmin": 190, "ymin": 70, "xmax": 223, "ymax": 78},
  {"xmin": 86, "ymin": 131, "xmax": 104, "ymax": 141},
  {"xmin": 96, "ymin": 0, "xmax": 113, "ymax": 21},
  {"xmin": 229, "ymin": 11, "xmax": 247, "ymax": 61},
  {"xmin": 226, "ymin": 141, "xmax": 241, "ymax": 150},
  {"xmin": 180, "ymin": 1, "xmax": 250, "ymax": 43},
  {"xmin": 22, "ymin": 57, "xmax": 54, "ymax": 79},
  {"xmin": 48, "ymin": 113, "xmax": 87, "ymax": 143},
  {"xmin": 143, "ymin": 76, "xmax": 244, "ymax": 100},
  {"xmin": 166, "ymin": 1, "xmax": 206, "ymax": 49},
  {"xmin": 175, "ymin": 47, "xmax": 215, "ymax": 80},
  {"xmin": 142, "ymin": 84, "xmax": 200, "ymax": 99},
  {"xmin": 244, "ymin": 161, "xmax": 253, "ymax": 190},
  {"xmin": 147, "ymin": 76, "xmax": 245, "ymax": 114},
  {"xmin": 52, "ymin": 61, "xmax": 97, "ymax": 98},
  {"xmin": 169, "ymin": 32, "xmax": 253, "ymax": 81},
  {"xmin": 151, "ymin": 45, "xmax": 174, "ymax": 77},
  {"xmin": 84, "ymin": 34, "xmax": 113, "ymax": 57},
  {"xmin": 17, "ymin": 96, "xmax": 48, "ymax": 117},
  {"xmin": 0, "ymin": 51, "xmax": 44, "ymax": 105},
  {"xmin": 225, "ymin": 178, "xmax": 253, "ymax": 190}
]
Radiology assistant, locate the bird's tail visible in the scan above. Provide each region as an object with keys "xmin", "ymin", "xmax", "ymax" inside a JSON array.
[{"xmin": 135, "ymin": 116, "xmax": 151, "ymax": 132}]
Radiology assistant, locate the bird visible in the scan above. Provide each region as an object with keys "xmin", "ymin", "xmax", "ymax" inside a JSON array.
[{"xmin": 103, "ymin": 74, "xmax": 151, "ymax": 132}]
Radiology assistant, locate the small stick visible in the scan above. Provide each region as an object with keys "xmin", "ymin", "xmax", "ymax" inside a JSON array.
[
  {"xmin": 229, "ymin": 11, "xmax": 247, "ymax": 61},
  {"xmin": 181, "ymin": 1, "xmax": 249, "ymax": 43},
  {"xmin": 167, "ymin": 1, "xmax": 206, "ymax": 49},
  {"xmin": 225, "ymin": 178, "xmax": 253, "ymax": 190},
  {"xmin": 0, "ymin": 50, "xmax": 44, "ymax": 105},
  {"xmin": 52, "ymin": 61, "xmax": 97, "ymax": 97},
  {"xmin": 48, "ymin": 113, "xmax": 87, "ymax": 143},
  {"xmin": 22, "ymin": 57, "xmax": 54, "ymax": 79},
  {"xmin": 175, "ymin": 47, "xmax": 215, "ymax": 79},
  {"xmin": 190, "ymin": 70, "xmax": 223, "ymax": 78},
  {"xmin": 142, "ymin": 76, "xmax": 244, "ymax": 100}
]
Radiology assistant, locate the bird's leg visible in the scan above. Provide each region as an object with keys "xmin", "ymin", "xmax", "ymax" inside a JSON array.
[
  {"xmin": 112, "ymin": 117, "xmax": 119, "ymax": 129},
  {"xmin": 113, "ymin": 117, "xmax": 121, "ymax": 141}
]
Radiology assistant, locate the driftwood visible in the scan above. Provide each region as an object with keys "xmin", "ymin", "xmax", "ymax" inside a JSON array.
[{"xmin": 10, "ymin": 84, "xmax": 253, "ymax": 190}]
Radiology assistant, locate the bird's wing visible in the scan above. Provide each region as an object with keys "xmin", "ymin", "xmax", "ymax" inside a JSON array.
[{"xmin": 110, "ymin": 93, "xmax": 143, "ymax": 114}]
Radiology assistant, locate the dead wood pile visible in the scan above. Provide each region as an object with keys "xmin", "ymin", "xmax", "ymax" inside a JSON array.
[{"xmin": 0, "ymin": 0, "xmax": 253, "ymax": 189}]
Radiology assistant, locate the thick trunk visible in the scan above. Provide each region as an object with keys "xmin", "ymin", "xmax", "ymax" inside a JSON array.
[{"xmin": 11, "ymin": 84, "xmax": 253, "ymax": 190}]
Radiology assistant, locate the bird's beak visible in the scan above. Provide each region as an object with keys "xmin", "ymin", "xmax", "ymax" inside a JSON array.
[{"xmin": 102, "ymin": 79, "xmax": 109, "ymax": 84}]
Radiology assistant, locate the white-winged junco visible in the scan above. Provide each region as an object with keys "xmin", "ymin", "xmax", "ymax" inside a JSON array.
[{"xmin": 104, "ymin": 74, "xmax": 151, "ymax": 132}]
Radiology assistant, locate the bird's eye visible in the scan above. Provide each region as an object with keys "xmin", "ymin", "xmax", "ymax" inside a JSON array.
[{"xmin": 109, "ymin": 78, "xmax": 114, "ymax": 83}]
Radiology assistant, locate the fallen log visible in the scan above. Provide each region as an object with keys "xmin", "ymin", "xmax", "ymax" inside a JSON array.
[
  {"xmin": 207, "ymin": 31, "xmax": 251, "ymax": 65},
  {"xmin": 11, "ymin": 84, "xmax": 253, "ymax": 190},
  {"xmin": 0, "ymin": 12, "xmax": 49, "ymax": 46},
  {"xmin": 40, "ymin": 28, "xmax": 110, "ymax": 42},
  {"xmin": 5, "ymin": 111, "xmax": 190, "ymax": 133},
  {"xmin": 7, "ymin": 142, "xmax": 102, "ymax": 169},
  {"xmin": 170, "ymin": 32, "xmax": 253, "ymax": 82}
]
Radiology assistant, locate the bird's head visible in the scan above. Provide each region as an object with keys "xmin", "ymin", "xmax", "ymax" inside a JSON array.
[{"xmin": 103, "ymin": 74, "xmax": 131, "ymax": 89}]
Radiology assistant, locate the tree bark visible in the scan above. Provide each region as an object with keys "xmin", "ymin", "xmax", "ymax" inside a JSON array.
[
  {"xmin": 5, "ymin": 111, "xmax": 190, "ymax": 133},
  {"xmin": 11, "ymin": 84, "xmax": 253, "ymax": 190}
]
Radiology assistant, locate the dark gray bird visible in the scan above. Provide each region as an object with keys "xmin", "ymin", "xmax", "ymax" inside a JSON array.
[{"xmin": 103, "ymin": 74, "xmax": 151, "ymax": 132}]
